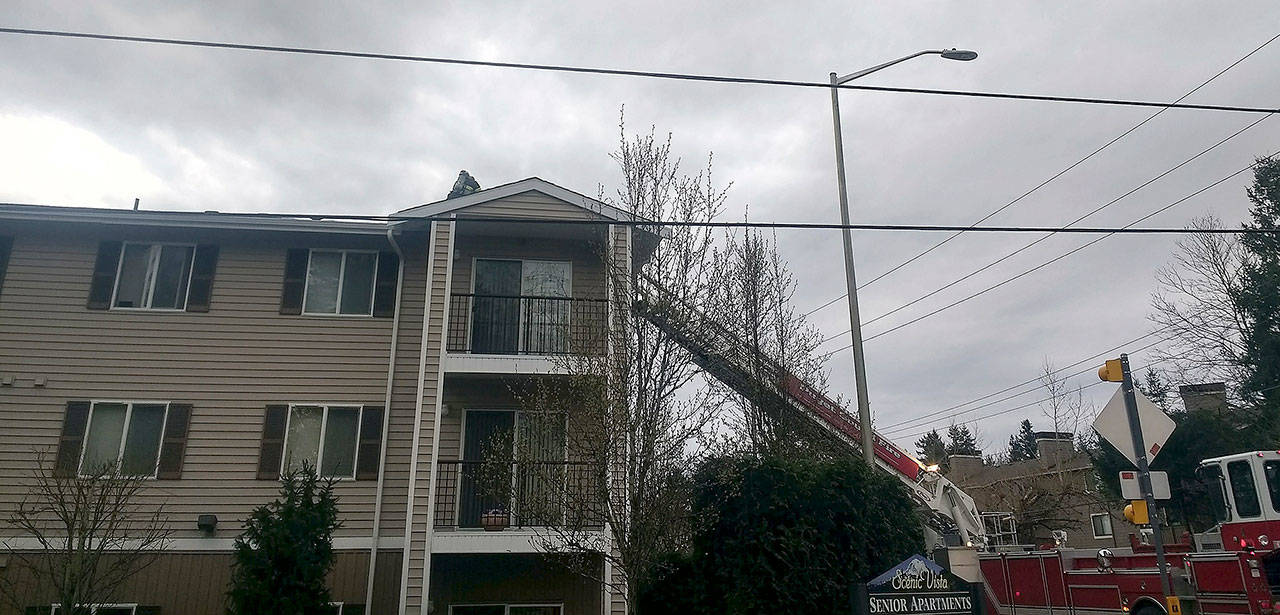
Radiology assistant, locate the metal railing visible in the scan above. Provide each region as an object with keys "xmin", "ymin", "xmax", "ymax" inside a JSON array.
[
  {"xmin": 433, "ymin": 460, "xmax": 605, "ymax": 529},
  {"xmin": 446, "ymin": 294, "xmax": 608, "ymax": 356}
]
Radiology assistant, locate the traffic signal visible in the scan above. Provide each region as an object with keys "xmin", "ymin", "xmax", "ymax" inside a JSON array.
[
  {"xmin": 1099, "ymin": 359, "xmax": 1124, "ymax": 382},
  {"xmin": 1124, "ymin": 500, "xmax": 1149, "ymax": 525}
]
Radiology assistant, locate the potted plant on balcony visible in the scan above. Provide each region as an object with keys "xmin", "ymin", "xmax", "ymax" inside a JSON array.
[{"xmin": 481, "ymin": 508, "xmax": 510, "ymax": 531}]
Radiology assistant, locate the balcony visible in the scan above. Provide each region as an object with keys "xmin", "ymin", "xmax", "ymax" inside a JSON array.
[
  {"xmin": 433, "ymin": 460, "xmax": 604, "ymax": 530},
  {"xmin": 446, "ymin": 294, "xmax": 607, "ymax": 357}
]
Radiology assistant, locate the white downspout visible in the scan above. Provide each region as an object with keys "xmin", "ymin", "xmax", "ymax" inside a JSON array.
[{"xmin": 366, "ymin": 227, "xmax": 405, "ymax": 608}]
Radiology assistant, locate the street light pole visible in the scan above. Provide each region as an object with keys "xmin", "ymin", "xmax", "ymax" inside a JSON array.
[{"xmin": 829, "ymin": 48, "xmax": 977, "ymax": 468}]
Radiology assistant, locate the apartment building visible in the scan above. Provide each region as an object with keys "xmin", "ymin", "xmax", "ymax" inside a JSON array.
[{"xmin": 0, "ymin": 178, "xmax": 651, "ymax": 615}]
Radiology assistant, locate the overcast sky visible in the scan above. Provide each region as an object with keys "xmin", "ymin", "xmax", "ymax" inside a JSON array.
[{"xmin": 3, "ymin": 1, "xmax": 1278, "ymax": 455}]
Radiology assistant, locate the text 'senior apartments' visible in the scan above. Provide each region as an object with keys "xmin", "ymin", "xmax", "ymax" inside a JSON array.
[{"xmin": 0, "ymin": 178, "xmax": 659, "ymax": 615}]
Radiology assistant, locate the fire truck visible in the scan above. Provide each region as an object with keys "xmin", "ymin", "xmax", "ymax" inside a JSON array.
[{"xmin": 634, "ymin": 277, "xmax": 1276, "ymax": 615}]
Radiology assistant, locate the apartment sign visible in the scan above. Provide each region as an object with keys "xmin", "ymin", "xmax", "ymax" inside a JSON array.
[{"xmin": 854, "ymin": 555, "xmax": 983, "ymax": 615}]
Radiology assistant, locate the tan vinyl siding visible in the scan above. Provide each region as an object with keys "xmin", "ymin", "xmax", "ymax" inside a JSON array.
[
  {"xmin": 0, "ymin": 226, "xmax": 394, "ymax": 539},
  {"xmin": 458, "ymin": 190, "xmax": 601, "ymax": 221},
  {"xmin": 0, "ymin": 549, "xmax": 399, "ymax": 615},
  {"xmin": 401, "ymin": 221, "xmax": 453, "ymax": 614}
]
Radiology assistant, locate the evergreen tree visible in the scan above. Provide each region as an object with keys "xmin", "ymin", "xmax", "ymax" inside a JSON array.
[
  {"xmin": 945, "ymin": 424, "xmax": 981, "ymax": 457},
  {"xmin": 914, "ymin": 429, "xmax": 948, "ymax": 467},
  {"xmin": 228, "ymin": 464, "xmax": 342, "ymax": 615},
  {"xmin": 1006, "ymin": 420, "xmax": 1038, "ymax": 462},
  {"xmin": 1137, "ymin": 369, "xmax": 1174, "ymax": 413},
  {"xmin": 1239, "ymin": 156, "xmax": 1280, "ymax": 438}
]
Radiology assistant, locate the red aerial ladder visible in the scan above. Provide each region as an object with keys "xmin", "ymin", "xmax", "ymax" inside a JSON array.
[{"xmin": 634, "ymin": 274, "xmax": 1280, "ymax": 615}]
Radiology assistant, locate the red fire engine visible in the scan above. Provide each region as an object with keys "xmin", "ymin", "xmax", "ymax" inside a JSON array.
[{"xmin": 980, "ymin": 450, "xmax": 1280, "ymax": 615}]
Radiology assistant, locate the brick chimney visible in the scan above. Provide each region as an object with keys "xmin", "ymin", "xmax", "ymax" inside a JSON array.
[{"xmin": 1180, "ymin": 382, "xmax": 1228, "ymax": 414}]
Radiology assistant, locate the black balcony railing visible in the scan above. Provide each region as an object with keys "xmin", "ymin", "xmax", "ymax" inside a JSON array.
[
  {"xmin": 447, "ymin": 294, "xmax": 608, "ymax": 356},
  {"xmin": 433, "ymin": 460, "xmax": 605, "ymax": 529}
]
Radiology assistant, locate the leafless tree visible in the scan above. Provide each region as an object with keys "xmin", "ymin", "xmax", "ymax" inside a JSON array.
[
  {"xmin": 1150, "ymin": 215, "xmax": 1250, "ymax": 397},
  {"xmin": 1037, "ymin": 360, "xmax": 1092, "ymax": 458},
  {"xmin": 704, "ymin": 224, "xmax": 828, "ymax": 454},
  {"xmin": 499, "ymin": 119, "xmax": 728, "ymax": 613},
  {"xmin": 0, "ymin": 451, "xmax": 171, "ymax": 613}
]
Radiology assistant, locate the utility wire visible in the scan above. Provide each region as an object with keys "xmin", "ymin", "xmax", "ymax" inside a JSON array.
[
  {"xmin": 3, "ymin": 27, "xmax": 1280, "ymax": 115},
  {"xmin": 822, "ymin": 147, "xmax": 1280, "ymax": 351},
  {"xmin": 893, "ymin": 378, "xmax": 1280, "ymax": 443},
  {"xmin": 877, "ymin": 330, "xmax": 1167, "ymax": 431},
  {"xmin": 6, "ymin": 203, "xmax": 1280, "ymax": 234},
  {"xmin": 802, "ymin": 31, "xmax": 1280, "ymax": 318},
  {"xmin": 882, "ymin": 333, "xmax": 1173, "ymax": 436},
  {"xmin": 814, "ymin": 112, "xmax": 1273, "ymax": 345}
]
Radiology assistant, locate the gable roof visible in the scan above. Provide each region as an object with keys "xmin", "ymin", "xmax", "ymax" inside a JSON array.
[{"xmin": 392, "ymin": 176, "xmax": 642, "ymax": 222}]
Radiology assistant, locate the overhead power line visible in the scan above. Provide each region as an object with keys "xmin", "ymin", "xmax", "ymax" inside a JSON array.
[
  {"xmin": 821, "ymin": 147, "xmax": 1280, "ymax": 350},
  {"xmin": 802, "ymin": 31, "xmax": 1280, "ymax": 319},
  {"xmin": 6, "ymin": 203, "xmax": 1280, "ymax": 234},
  {"xmin": 881, "ymin": 333, "xmax": 1173, "ymax": 436},
  {"xmin": 3, "ymin": 27, "xmax": 1280, "ymax": 115}
]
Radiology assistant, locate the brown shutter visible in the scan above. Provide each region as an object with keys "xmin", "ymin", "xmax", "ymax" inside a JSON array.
[
  {"xmin": 156, "ymin": 403, "xmax": 192, "ymax": 479},
  {"xmin": 257, "ymin": 405, "xmax": 290, "ymax": 480},
  {"xmin": 279, "ymin": 248, "xmax": 310, "ymax": 315},
  {"xmin": 355, "ymin": 405, "xmax": 385, "ymax": 480},
  {"xmin": 372, "ymin": 251, "xmax": 400, "ymax": 318},
  {"xmin": 0, "ymin": 236, "xmax": 12, "ymax": 300},
  {"xmin": 185, "ymin": 244, "xmax": 220, "ymax": 312},
  {"xmin": 87, "ymin": 240, "xmax": 123, "ymax": 310},
  {"xmin": 54, "ymin": 401, "xmax": 92, "ymax": 477}
]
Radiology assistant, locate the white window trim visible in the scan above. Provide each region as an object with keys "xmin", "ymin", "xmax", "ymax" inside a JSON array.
[
  {"xmin": 1090, "ymin": 512, "xmax": 1113, "ymax": 539},
  {"xmin": 302, "ymin": 249, "xmax": 379, "ymax": 317},
  {"xmin": 468, "ymin": 257, "xmax": 573, "ymax": 354},
  {"xmin": 279, "ymin": 403, "xmax": 366, "ymax": 480},
  {"xmin": 76, "ymin": 400, "xmax": 171, "ymax": 479},
  {"xmin": 52, "ymin": 603, "xmax": 139, "ymax": 615},
  {"xmin": 448, "ymin": 604, "xmax": 564, "ymax": 615},
  {"xmin": 109, "ymin": 241, "xmax": 196, "ymax": 311}
]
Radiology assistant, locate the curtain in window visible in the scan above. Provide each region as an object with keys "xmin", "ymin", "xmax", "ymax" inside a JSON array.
[
  {"xmin": 284, "ymin": 406, "xmax": 324, "ymax": 473},
  {"xmin": 81, "ymin": 403, "xmax": 128, "ymax": 472},
  {"xmin": 114, "ymin": 244, "xmax": 152, "ymax": 308},
  {"xmin": 521, "ymin": 261, "xmax": 570, "ymax": 354},
  {"xmin": 472, "ymin": 260, "xmax": 522, "ymax": 354},
  {"xmin": 321, "ymin": 406, "xmax": 360, "ymax": 477},
  {"xmin": 304, "ymin": 252, "xmax": 342, "ymax": 313},
  {"xmin": 120, "ymin": 403, "xmax": 166, "ymax": 475}
]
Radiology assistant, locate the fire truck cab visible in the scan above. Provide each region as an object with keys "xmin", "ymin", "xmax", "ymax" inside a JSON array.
[{"xmin": 1198, "ymin": 450, "xmax": 1280, "ymax": 555}]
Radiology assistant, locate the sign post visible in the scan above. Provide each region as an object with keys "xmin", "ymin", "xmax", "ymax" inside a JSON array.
[
  {"xmin": 854, "ymin": 555, "xmax": 983, "ymax": 615},
  {"xmin": 1096, "ymin": 354, "xmax": 1174, "ymax": 600}
]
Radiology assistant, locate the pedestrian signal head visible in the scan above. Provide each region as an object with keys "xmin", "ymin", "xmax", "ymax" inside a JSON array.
[{"xmin": 1099, "ymin": 359, "xmax": 1124, "ymax": 382}]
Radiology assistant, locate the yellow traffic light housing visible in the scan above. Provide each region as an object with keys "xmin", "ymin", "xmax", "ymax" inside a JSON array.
[
  {"xmin": 1124, "ymin": 500, "xmax": 1149, "ymax": 525},
  {"xmin": 1099, "ymin": 359, "xmax": 1124, "ymax": 382}
]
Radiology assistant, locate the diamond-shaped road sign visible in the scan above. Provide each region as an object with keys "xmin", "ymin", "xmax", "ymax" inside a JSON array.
[{"xmin": 1092, "ymin": 386, "xmax": 1177, "ymax": 467}]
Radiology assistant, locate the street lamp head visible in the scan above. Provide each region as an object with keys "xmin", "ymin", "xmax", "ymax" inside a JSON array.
[{"xmin": 940, "ymin": 48, "xmax": 978, "ymax": 61}]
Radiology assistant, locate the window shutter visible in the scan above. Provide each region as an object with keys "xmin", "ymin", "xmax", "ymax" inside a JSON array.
[
  {"xmin": 279, "ymin": 248, "xmax": 310, "ymax": 315},
  {"xmin": 372, "ymin": 251, "xmax": 400, "ymax": 318},
  {"xmin": 87, "ymin": 240, "xmax": 123, "ymax": 310},
  {"xmin": 156, "ymin": 403, "xmax": 192, "ymax": 479},
  {"xmin": 355, "ymin": 405, "xmax": 385, "ymax": 480},
  {"xmin": 54, "ymin": 401, "xmax": 92, "ymax": 477},
  {"xmin": 257, "ymin": 405, "xmax": 290, "ymax": 480},
  {"xmin": 0, "ymin": 235, "xmax": 12, "ymax": 300},
  {"xmin": 185, "ymin": 244, "xmax": 220, "ymax": 312}
]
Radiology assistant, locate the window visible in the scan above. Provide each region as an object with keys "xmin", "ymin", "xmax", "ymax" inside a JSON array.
[
  {"xmin": 282, "ymin": 405, "xmax": 363, "ymax": 478},
  {"xmin": 1090, "ymin": 513, "xmax": 1113, "ymax": 538},
  {"xmin": 1229, "ymin": 460, "xmax": 1262, "ymax": 518},
  {"xmin": 451, "ymin": 606, "xmax": 561, "ymax": 615},
  {"xmin": 112, "ymin": 242, "xmax": 195, "ymax": 309},
  {"xmin": 1264, "ymin": 461, "xmax": 1280, "ymax": 513},
  {"xmin": 470, "ymin": 259, "xmax": 571, "ymax": 354},
  {"xmin": 303, "ymin": 250, "xmax": 378, "ymax": 315},
  {"xmin": 79, "ymin": 402, "xmax": 168, "ymax": 477},
  {"xmin": 52, "ymin": 605, "xmax": 136, "ymax": 615}
]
